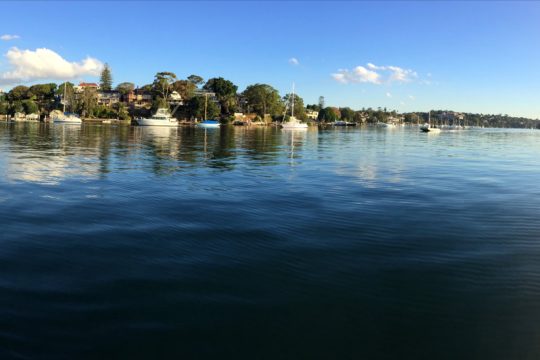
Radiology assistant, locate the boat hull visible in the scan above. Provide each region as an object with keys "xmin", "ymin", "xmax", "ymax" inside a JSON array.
[
  {"xmin": 281, "ymin": 123, "xmax": 308, "ymax": 130},
  {"xmin": 53, "ymin": 116, "xmax": 82, "ymax": 124},
  {"xmin": 136, "ymin": 119, "xmax": 178, "ymax": 127}
]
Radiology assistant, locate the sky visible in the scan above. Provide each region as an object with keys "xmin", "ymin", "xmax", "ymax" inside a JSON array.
[{"xmin": 1, "ymin": 1, "xmax": 540, "ymax": 118}]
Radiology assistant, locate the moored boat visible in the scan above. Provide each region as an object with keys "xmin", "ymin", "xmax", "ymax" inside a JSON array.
[{"xmin": 136, "ymin": 108, "xmax": 178, "ymax": 127}]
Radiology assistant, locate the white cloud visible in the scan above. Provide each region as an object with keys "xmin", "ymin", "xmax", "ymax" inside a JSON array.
[
  {"xmin": 332, "ymin": 63, "xmax": 417, "ymax": 85},
  {"xmin": 386, "ymin": 92, "xmax": 392, "ymax": 98},
  {"xmin": 288, "ymin": 57, "xmax": 299, "ymax": 66},
  {"xmin": 0, "ymin": 47, "xmax": 103, "ymax": 85},
  {"xmin": 332, "ymin": 65, "xmax": 381, "ymax": 84},
  {"xmin": 408, "ymin": 95, "xmax": 415, "ymax": 100},
  {"xmin": 1, "ymin": 34, "xmax": 20, "ymax": 41}
]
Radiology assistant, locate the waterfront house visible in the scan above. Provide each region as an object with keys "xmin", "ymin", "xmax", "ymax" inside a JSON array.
[
  {"xmin": 97, "ymin": 91, "xmax": 121, "ymax": 106},
  {"xmin": 306, "ymin": 109, "xmax": 319, "ymax": 120},
  {"xmin": 74, "ymin": 82, "xmax": 100, "ymax": 93},
  {"xmin": 126, "ymin": 89, "xmax": 152, "ymax": 109},
  {"xmin": 168, "ymin": 91, "xmax": 182, "ymax": 105}
]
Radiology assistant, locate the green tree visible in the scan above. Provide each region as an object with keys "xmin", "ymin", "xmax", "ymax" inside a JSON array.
[
  {"xmin": 56, "ymin": 82, "xmax": 76, "ymax": 111},
  {"xmin": 306, "ymin": 104, "xmax": 321, "ymax": 112},
  {"xmin": 115, "ymin": 82, "xmax": 135, "ymax": 95},
  {"xmin": 172, "ymin": 80, "xmax": 196, "ymax": 101},
  {"xmin": 188, "ymin": 96, "xmax": 219, "ymax": 120},
  {"xmin": 0, "ymin": 101, "xmax": 8, "ymax": 115},
  {"xmin": 317, "ymin": 107, "xmax": 339, "ymax": 122},
  {"xmin": 340, "ymin": 107, "xmax": 355, "ymax": 121},
  {"xmin": 76, "ymin": 87, "xmax": 98, "ymax": 117},
  {"xmin": 7, "ymin": 85, "xmax": 29, "ymax": 101},
  {"xmin": 100, "ymin": 63, "xmax": 113, "ymax": 91},
  {"xmin": 152, "ymin": 72, "xmax": 177, "ymax": 101},
  {"xmin": 204, "ymin": 77, "xmax": 238, "ymax": 116},
  {"xmin": 187, "ymin": 74, "xmax": 204, "ymax": 87},
  {"xmin": 242, "ymin": 83, "xmax": 283, "ymax": 117},
  {"xmin": 22, "ymin": 100, "xmax": 39, "ymax": 114},
  {"xmin": 283, "ymin": 92, "xmax": 307, "ymax": 120}
]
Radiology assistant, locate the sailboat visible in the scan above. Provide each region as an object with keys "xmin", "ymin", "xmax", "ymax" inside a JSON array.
[
  {"xmin": 197, "ymin": 93, "xmax": 220, "ymax": 128},
  {"xmin": 281, "ymin": 83, "xmax": 308, "ymax": 130},
  {"xmin": 53, "ymin": 82, "xmax": 82, "ymax": 124},
  {"xmin": 420, "ymin": 111, "xmax": 440, "ymax": 133}
]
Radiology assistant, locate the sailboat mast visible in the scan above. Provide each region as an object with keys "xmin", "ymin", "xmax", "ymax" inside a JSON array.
[
  {"xmin": 63, "ymin": 82, "xmax": 67, "ymax": 113},
  {"xmin": 204, "ymin": 93, "xmax": 208, "ymax": 120},
  {"xmin": 291, "ymin": 83, "xmax": 295, "ymax": 117}
]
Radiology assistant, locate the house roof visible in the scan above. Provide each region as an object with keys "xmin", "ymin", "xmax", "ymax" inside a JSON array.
[{"xmin": 79, "ymin": 82, "xmax": 99, "ymax": 87}]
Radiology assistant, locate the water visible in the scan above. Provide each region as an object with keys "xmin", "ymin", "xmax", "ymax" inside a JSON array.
[{"xmin": 1, "ymin": 122, "xmax": 540, "ymax": 359}]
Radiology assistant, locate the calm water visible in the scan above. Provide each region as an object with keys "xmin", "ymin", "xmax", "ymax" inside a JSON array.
[{"xmin": 1, "ymin": 122, "xmax": 540, "ymax": 359}]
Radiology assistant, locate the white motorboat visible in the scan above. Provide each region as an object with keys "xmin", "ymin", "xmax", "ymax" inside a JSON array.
[{"xmin": 136, "ymin": 108, "xmax": 178, "ymax": 127}]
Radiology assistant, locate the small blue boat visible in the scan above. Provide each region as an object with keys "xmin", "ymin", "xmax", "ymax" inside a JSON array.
[{"xmin": 197, "ymin": 119, "xmax": 220, "ymax": 128}]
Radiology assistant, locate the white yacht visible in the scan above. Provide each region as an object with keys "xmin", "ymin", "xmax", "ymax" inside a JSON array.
[
  {"xmin": 136, "ymin": 108, "xmax": 178, "ymax": 127},
  {"xmin": 281, "ymin": 83, "xmax": 308, "ymax": 130}
]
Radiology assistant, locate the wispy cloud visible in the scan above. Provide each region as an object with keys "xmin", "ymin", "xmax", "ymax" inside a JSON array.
[
  {"xmin": 0, "ymin": 47, "xmax": 103, "ymax": 85},
  {"xmin": 332, "ymin": 63, "xmax": 417, "ymax": 85},
  {"xmin": 288, "ymin": 57, "xmax": 299, "ymax": 66},
  {"xmin": 408, "ymin": 95, "xmax": 415, "ymax": 100},
  {"xmin": 386, "ymin": 92, "xmax": 392, "ymax": 98},
  {"xmin": 0, "ymin": 34, "xmax": 20, "ymax": 41}
]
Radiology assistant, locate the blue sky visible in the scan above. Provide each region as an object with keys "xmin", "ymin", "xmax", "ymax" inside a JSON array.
[{"xmin": 1, "ymin": 1, "xmax": 539, "ymax": 118}]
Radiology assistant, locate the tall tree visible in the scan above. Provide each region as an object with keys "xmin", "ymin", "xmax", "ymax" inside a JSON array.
[
  {"xmin": 242, "ymin": 83, "xmax": 283, "ymax": 117},
  {"xmin": 203, "ymin": 77, "xmax": 238, "ymax": 116},
  {"xmin": 152, "ymin": 72, "xmax": 177, "ymax": 101},
  {"xmin": 172, "ymin": 80, "xmax": 196, "ymax": 101},
  {"xmin": 187, "ymin": 75, "xmax": 204, "ymax": 87},
  {"xmin": 115, "ymin": 82, "xmax": 135, "ymax": 95},
  {"xmin": 100, "ymin": 63, "xmax": 113, "ymax": 91},
  {"xmin": 76, "ymin": 87, "xmax": 98, "ymax": 117}
]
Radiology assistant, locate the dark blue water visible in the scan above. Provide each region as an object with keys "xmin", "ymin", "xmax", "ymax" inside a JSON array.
[{"xmin": 1, "ymin": 122, "xmax": 540, "ymax": 359}]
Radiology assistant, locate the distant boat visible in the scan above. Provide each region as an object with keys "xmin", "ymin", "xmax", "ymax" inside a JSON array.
[
  {"xmin": 197, "ymin": 93, "xmax": 220, "ymax": 128},
  {"xmin": 53, "ymin": 82, "xmax": 82, "ymax": 124},
  {"xmin": 136, "ymin": 108, "xmax": 178, "ymax": 126},
  {"xmin": 197, "ymin": 119, "xmax": 220, "ymax": 128},
  {"xmin": 281, "ymin": 83, "xmax": 308, "ymax": 130},
  {"xmin": 376, "ymin": 121, "xmax": 397, "ymax": 128},
  {"xmin": 334, "ymin": 120, "xmax": 356, "ymax": 127},
  {"xmin": 420, "ymin": 111, "xmax": 441, "ymax": 133}
]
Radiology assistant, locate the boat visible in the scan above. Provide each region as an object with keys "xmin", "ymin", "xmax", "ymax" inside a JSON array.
[
  {"xmin": 420, "ymin": 111, "xmax": 441, "ymax": 133},
  {"xmin": 197, "ymin": 93, "xmax": 220, "ymax": 128},
  {"xmin": 197, "ymin": 119, "xmax": 220, "ymax": 128},
  {"xmin": 334, "ymin": 120, "xmax": 357, "ymax": 127},
  {"xmin": 376, "ymin": 121, "xmax": 396, "ymax": 128},
  {"xmin": 281, "ymin": 83, "xmax": 308, "ymax": 130},
  {"xmin": 53, "ymin": 82, "xmax": 82, "ymax": 124},
  {"xmin": 136, "ymin": 108, "xmax": 178, "ymax": 127}
]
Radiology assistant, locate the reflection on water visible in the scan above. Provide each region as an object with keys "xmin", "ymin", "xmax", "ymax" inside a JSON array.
[{"xmin": 3, "ymin": 123, "xmax": 540, "ymax": 359}]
